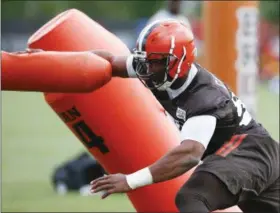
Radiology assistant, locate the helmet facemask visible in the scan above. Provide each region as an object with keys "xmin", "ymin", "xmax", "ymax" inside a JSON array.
[{"xmin": 134, "ymin": 50, "xmax": 179, "ymax": 90}]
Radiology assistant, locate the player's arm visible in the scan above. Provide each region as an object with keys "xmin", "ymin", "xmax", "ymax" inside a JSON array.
[
  {"xmin": 147, "ymin": 115, "xmax": 216, "ymax": 183},
  {"xmin": 91, "ymin": 50, "xmax": 136, "ymax": 79},
  {"xmin": 90, "ymin": 115, "xmax": 217, "ymax": 199}
]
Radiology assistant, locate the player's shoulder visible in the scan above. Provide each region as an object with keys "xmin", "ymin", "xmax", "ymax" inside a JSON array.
[
  {"xmin": 179, "ymin": 63, "xmax": 231, "ymax": 101},
  {"xmin": 192, "ymin": 63, "xmax": 222, "ymax": 85},
  {"xmin": 176, "ymin": 63, "xmax": 232, "ymax": 117}
]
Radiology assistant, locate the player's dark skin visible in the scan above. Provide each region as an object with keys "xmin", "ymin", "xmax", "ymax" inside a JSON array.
[{"xmin": 90, "ymin": 50, "xmax": 205, "ymax": 199}]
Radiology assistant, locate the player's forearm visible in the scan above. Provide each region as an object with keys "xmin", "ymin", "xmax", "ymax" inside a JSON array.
[
  {"xmin": 149, "ymin": 143, "xmax": 201, "ymax": 183},
  {"xmin": 110, "ymin": 56, "xmax": 129, "ymax": 78},
  {"xmin": 149, "ymin": 143, "xmax": 200, "ymax": 183},
  {"xmin": 126, "ymin": 140, "xmax": 204, "ymax": 190},
  {"xmin": 91, "ymin": 50, "xmax": 129, "ymax": 78}
]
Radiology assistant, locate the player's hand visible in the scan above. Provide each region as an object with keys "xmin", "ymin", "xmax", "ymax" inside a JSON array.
[{"xmin": 90, "ymin": 173, "xmax": 132, "ymax": 199}]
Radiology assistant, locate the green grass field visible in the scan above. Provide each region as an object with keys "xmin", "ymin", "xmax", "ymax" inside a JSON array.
[{"xmin": 2, "ymin": 84, "xmax": 279, "ymax": 212}]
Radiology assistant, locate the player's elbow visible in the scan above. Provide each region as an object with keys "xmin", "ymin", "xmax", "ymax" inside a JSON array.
[
  {"xmin": 191, "ymin": 141, "xmax": 205, "ymax": 160},
  {"xmin": 181, "ymin": 140, "xmax": 205, "ymax": 166}
]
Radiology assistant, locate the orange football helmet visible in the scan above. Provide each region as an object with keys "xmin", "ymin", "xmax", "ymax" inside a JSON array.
[{"xmin": 133, "ymin": 19, "xmax": 197, "ymax": 90}]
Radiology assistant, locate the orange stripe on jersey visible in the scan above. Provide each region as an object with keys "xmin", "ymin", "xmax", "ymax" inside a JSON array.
[
  {"xmin": 215, "ymin": 135, "xmax": 239, "ymax": 156},
  {"xmin": 216, "ymin": 134, "xmax": 247, "ymax": 157},
  {"xmin": 219, "ymin": 134, "xmax": 247, "ymax": 157}
]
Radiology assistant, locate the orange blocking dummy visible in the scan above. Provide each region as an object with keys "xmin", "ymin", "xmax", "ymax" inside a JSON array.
[
  {"xmin": 28, "ymin": 9, "xmax": 241, "ymax": 212},
  {"xmin": 1, "ymin": 50, "xmax": 111, "ymax": 93}
]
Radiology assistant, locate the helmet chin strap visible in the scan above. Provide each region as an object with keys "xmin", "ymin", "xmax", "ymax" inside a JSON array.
[{"xmin": 156, "ymin": 45, "xmax": 187, "ymax": 91}]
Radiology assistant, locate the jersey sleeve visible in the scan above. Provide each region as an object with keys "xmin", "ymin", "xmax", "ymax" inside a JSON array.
[
  {"xmin": 184, "ymin": 86, "xmax": 231, "ymax": 120},
  {"xmin": 180, "ymin": 115, "xmax": 217, "ymax": 148}
]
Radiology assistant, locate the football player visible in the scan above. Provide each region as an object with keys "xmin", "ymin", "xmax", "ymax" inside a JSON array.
[{"xmin": 89, "ymin": 20, "xmax": 280, "ymax": 213}]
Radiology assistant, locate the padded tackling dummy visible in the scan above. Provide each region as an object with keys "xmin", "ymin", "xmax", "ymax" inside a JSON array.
[
  {"xmin": 28, "ymin": 9, "xmax": 241, "ymax": 212},
  {"xmin": 1, "ymin": 50, "xmax": 111, "ymax": 93}
]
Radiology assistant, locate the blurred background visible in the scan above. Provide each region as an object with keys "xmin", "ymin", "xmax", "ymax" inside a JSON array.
[{"xmin": 2, "ymin": 0, "xmax": 279, "ymax": 212}]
